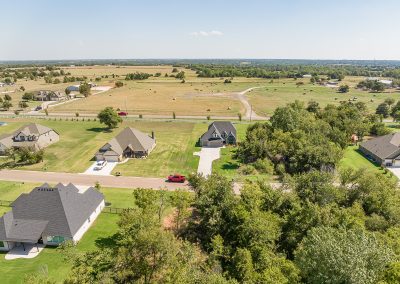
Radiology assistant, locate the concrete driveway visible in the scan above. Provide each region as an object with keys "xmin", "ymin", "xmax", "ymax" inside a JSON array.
[
  {"xmin": 194, "ymin": 147, "xmax": 221, "ymax": 177},
  {"xmin": 387, "ymin": 167, "xmax": 400, "ymax": 179},
  {"xmin": 83, "ymin": 161, "xmax": 118, "ymax": 176}
]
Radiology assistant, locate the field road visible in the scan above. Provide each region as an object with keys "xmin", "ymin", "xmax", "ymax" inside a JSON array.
[
  {"xmin": 235, "ymin": 87, "xmax": 266, "ymax": 120},
  {"xmin": 0, "ymin": 169, "xmax": 189, "ymax": 191}
]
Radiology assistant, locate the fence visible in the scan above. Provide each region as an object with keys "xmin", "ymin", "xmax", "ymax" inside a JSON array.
[{"xmin": 102, "ymin": 207, "xmax": 133, "ymax": 214}]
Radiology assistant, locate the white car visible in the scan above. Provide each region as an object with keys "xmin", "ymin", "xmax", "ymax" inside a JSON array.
[{"xmin": 94, "ymin": 160, "xmax": 107, "ymax": 170}]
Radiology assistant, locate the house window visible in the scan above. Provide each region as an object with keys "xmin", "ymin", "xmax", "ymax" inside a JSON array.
[{"xmin": 0, "ymin": 241, "xmax": 4, "ymax": 247}]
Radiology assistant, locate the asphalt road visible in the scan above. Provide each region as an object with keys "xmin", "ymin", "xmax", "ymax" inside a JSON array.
[{"xmin": 0, "ymin": 169, "xmax": 189, "ymax": 190}]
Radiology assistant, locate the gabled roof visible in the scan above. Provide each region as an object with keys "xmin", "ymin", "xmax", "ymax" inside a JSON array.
[
  {"xmin": 13, "ymin": 123, "xmax": 56, "ymax": 137},
  {"xmin": 101, "ymin": 127, "xmax": 156, "ymax": 155},
  {"xmin": 0, "ymin": 134, "xmax": 13, "ymax": 148},
  {"xmin": 0, "ymin": 183, "xmax": 104, "ymax": 242},
  {"xmin": 360, "ymin": 133, "xmax": 400, "ymax": 160},
  {"xmin": 200, "ymin": 121, "xmax": 236, "ymax": 142}
]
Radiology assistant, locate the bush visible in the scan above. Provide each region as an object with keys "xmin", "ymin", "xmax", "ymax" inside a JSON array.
[
  {"xmin": 115, "ymin": 81, "xmax": 124, "ymax": 88},
  {"xmin": 22, "ymin": 92, "xmax": 34, "ymax": 101},
  {"xmin": 253, "ymin": 158, "xmax": 274, "ymax": 174},
  {"xmin": 239, "ymin": 164, "xmax": 256, "ymax": 175}
]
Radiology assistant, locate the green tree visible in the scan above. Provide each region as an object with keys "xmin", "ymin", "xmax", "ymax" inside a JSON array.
[
  {"xmin": 2, "ymin": 100, "xmax": 12, "ymax": 110},
  {"xmin": 79, "ymin": 83, "xmax": 91, "ymax": 97},
  {"xmin": 376, "ymin": 103, "xmax": 390, "ymax": 118},
  {"xmin": 338, "ymin": 84, "xmax": 350, "ymax": 93},
  {"xmin": 97, "ymin": 107, "xmax": 122, "ymax": 129},
  {"xmin": 295, "ymin": 227, "xmax": 394, "ymax": 284}
]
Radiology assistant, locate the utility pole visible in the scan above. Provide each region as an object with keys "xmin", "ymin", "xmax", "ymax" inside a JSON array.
[{"xmin": 250, "ymin": 105, "xmax": 252, "ymax": 122}]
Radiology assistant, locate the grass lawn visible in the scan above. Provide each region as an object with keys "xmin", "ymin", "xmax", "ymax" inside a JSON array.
[
  {"xmin": 113, "ymin": 122, "xmax": 206, "ymax": 177},
  {"xmin": 339, "ymin": 145, "xmax": 395, "ymax": 180},
  {"xmin": 0, "ymin": 118, "xmax": 209, "ymax": 177}
]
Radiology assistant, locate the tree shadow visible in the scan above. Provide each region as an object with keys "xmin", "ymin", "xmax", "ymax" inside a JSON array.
[
  {"xmin": 95, "ymin": 233, "xmax": 118, "ymax": 249},
  {"xmin": 221, "ymin": 162, "xmax": 240, "ymax": 170},
  {"xmin": 86, "ymin": 127, "xmax": 112, "ymax": 133}
]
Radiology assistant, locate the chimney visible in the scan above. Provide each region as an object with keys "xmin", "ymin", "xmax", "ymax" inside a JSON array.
[{"xmin": 151, "ymin": 131, "xmax": 155, "ymax": 139}]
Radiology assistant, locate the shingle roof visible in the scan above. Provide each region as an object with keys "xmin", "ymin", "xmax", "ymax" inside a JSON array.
[
  {"xmin": 0, "ymin": 183, "xmax": 104, "ymax": 242},
  {"xmin": 0, "ymin": 134, "xmax": 13, "ymax": 148},
  {"xmin": 13, "ymin": 123, "xmax": 56, "ymax": 137},
  {"xmin": 360, "ymin": 133, "xmax": 400, "ymax": 160},
  {"xmin": 101, "ymin": 127, "xmax": 156, "ymax": 156},
  {"xmin": 200, "ymin": 121, "xmax": 236, "ymax": 142}
]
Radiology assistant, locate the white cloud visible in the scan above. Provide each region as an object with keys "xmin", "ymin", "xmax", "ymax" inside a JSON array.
[{"xmin": 190, "ymin": 30, "xmax": 224, "ymax": 37}]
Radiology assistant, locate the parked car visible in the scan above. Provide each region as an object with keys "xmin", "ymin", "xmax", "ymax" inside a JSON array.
[
  {"xmin": 168, "ymin": 174, "xmax": 186, "ymax": 183},
  {"xmin": 94, "ymin": 160, "xmax": 107, "ymax": 170},
  {"xmin": 35, "ymin": 106, "xmax": 42, "ymax": 111},
  {"xmin": 118, "ymin": 111, "xmax": 128, "ymax": 116}
]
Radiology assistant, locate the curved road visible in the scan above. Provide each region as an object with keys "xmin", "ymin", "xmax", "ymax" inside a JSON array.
[{"xmin": 235, "ymin": 87, "xmax": 266, "ymax": 120}]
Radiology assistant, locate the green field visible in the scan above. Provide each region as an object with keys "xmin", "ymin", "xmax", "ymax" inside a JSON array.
[
  {"xmin": 246, "ymin": 77, "xmax": 400, "ymax": 116},
  {"xmin": 0, "ymin": 118, "xmax": 214, "ymax": 177}
]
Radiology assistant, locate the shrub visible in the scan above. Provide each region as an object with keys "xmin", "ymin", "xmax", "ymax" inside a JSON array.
[
  {"xmin": 253, "ymin": 158, "xmax": 274, "ymax": 174},
  {"xmin": 239, "ymin": 164, "xmax": 256, "ymax": 175},
  {"xmin": 115, "ymin": 81, "xmax": 124, "ymax": 88}
]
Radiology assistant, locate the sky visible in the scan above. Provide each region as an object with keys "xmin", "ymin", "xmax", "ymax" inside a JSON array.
[{"xmin": 1, "ymin": 0, "xmax": 400, "ymax": 60}]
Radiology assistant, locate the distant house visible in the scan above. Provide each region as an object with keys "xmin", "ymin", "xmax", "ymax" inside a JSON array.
[
  {"xmin": 0, "ymin": 82, "xmax": 5, "ymax": 87},
  {"xmin": 199, "ymin": 121, "xmax": 237, "ymax": 147},
  {"xmin": 67, "ymin": 82, "xmax": 97, "ymax": 92},
  {"xmin": 34, "ymin": 90, "xmax": 66, "ymax": 101},
  {"xmin": 0, "ymin": 123, "xmax": 59, "ymax": 154},
  {"xmin": 0, "ymin": 183, "xmax": 104, "ymax": 251},
  {"xmin": 303, "ymin": 74, "xmax": 312, "ymax": 78},
  {"xmin": 95, "ymin": 127, "xmax": 156, "ymax": 162},
  {"xmin": 359, "ymin": 133, "xmax": 400, "ymax": 166},
  {"xmin": 66, "ymin": 85, "xmax": 80, "ymax": 92}
]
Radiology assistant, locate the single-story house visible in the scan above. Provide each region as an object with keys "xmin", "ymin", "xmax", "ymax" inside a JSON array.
[
  {"xmin": 359, "ymin": 132, "xmax": 400, "ymax": 166},
  {"xmin": 34, "ymin": 90, "xmax": 66, "ymax": 101},
  {"xmin": 95, "ymin": 127, "xmax": 156, "ymax": 162},
  {"xmin": 0, "ymin": 82, "xmax": 5, "ymax": 87},
  {"xmin": 0, "ymin": 183, "xmax": 105, "ymax": 251},
  {"xmin": 0, "ymin": 123, "xmax": 59, "ymax": 154},
  {"xmin": 199, "ymin": 121, "xmax": 237, "ymax": 147}
]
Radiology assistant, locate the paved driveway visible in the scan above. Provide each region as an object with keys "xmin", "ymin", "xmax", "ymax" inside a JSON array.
[
  {"xmin": 194, "ymin": 147, "xmax": 221, "ymax": 177},
  {"xmin": 83, "ymin": 161, "xmax": 118, "ymax": 176},
  {"xmin": 387, "ymin": 167, "xmax": 400, "ymax": 179}
]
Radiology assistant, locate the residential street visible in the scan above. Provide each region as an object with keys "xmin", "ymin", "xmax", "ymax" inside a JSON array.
[{"xmin": 0, "ymin": 169, "xmax": 188, "ymax": 190}]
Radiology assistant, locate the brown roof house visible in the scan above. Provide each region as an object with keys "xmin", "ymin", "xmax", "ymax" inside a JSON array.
[
  {"xmin": 0, "ymin": 123, "xmax": 59, "ymax": 154},
  {"xmin": 359, "ymin": 132, "xmax": 400, "ymax": 167},
  {"xmin": 95, "ymin": 127, "xmax": 156, "ymax": 162}
]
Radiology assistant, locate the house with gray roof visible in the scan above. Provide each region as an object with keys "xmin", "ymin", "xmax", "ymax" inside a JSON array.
[
  {"xmin": 199, "ymin": 121, "xmax": 237, "ymax": 147},
  {"xmin": 0, "ymin": 123, "xmax": 59, "ymax": 154},
  {"xmin": 0, "ymin": 183, "xmax": 105, "ymax": 251},
  {"xmin": 95, "ymin": 127, "xmax": 156, "ymax": 162},
  {"xmin": 359, "ymin": 132, "xmax": 400, "ymax": 166},
  {"xmin": 34, "ymin": 90, "xmax": 66, "ymax": 101}
]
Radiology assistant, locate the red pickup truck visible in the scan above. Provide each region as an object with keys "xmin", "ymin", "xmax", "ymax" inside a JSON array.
[{"xmin": 168, "ymin": 174, "xmax": 186, "ymax": 183}]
